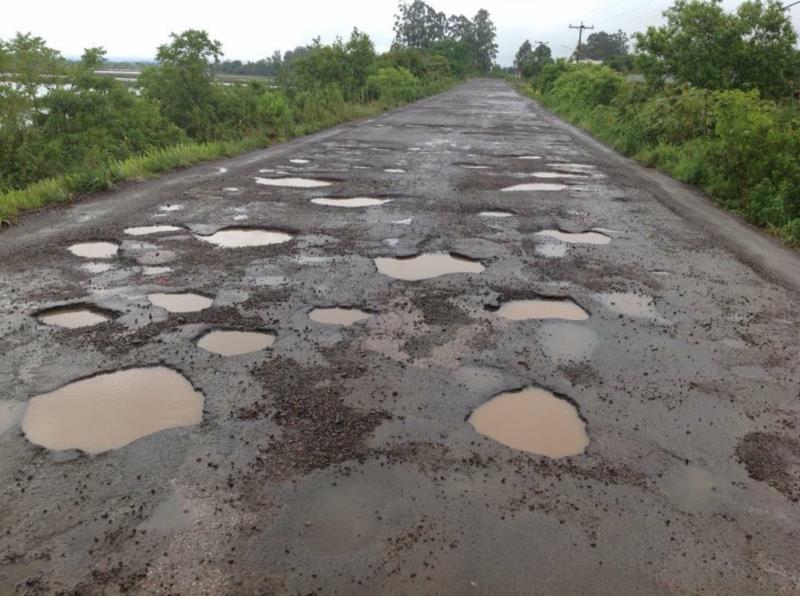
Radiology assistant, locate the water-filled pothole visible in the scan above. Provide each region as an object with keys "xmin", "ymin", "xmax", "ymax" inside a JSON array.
[
  {"xmin": 81, "ymin": 262, "xmax": 113, "ymax": 273},
  {"xmin": 385, "ymin": 168, "xmax": 405, "ymax": 173},
  {"xmin": 255, "ymin": 177, "xmax": 331, "ymax": 188},
  {"xmin": 311, "ymin": 197, "xmax": 391, "ymax": 208},
  {"xmin": 518, "ymin": 155, "xmax": 541, "ymax": 160},
  {"xmin": 501, "ymin": 183, "xmax": 567, "ymax": 192},
  {"xmin": 196, "ymin": 227, "xmax": 293, "ymax": 248},
  {"xmin": 469, "ymin": 387, "xmax": 588, "ymax": 457},
  {"xmin": 124, "ymin": 225, "xmax": 181, "ymax": 236},
  {"xmin": 375, "ymin": 253, "xmax": 484, "ymax": 281},
  {"xmin": 197, "ymin": 330, "xmax": 275, "ymax": 356},
  {"xmin": 535, "ymin": 243, "xmax": 568, "ymax": 258},
  {"xmin": 21, "ymin": 367, "xmax": 203, "ymax": 453},
  {"xmin": 532, "ymin": 172, "xmax": 589, "ymax": 179},
  {"xmin": 456, "ymin": 163, "xmax": 490, "ymax": 169},
  {"xmin": 290, "ymin": 158, "xmax": 310, "ymax": 164},
  {"xmin": 309, "ymin": 307, "xmax": 372, "ymax": 326},
  {"xmin": 148, "ymin": 292, "xmax": 213, "ymax": 313},
  {"xmin": 596, "ymin": 292, "xmax": 661, "ymax": 319},
  {"xmin": 535, "ymin": 230, "xmax": 610, "ymax": 245},
  {"xmin": 36, "ymin": 305, "xmax": 112, "ymax": 329},
  {"xmin": 68, "ymin": 242, "xmax": 118, "ymax": 259},
  {"xmin": 489, "ymin": 298, "xmax": 588, "ymax": 321},
  {"xmin": 478, "ymin": 210, "xmax": 514, "ymax": 218}
]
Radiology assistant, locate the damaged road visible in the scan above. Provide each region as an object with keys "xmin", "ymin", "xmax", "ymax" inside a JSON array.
[{"xmin": 1, "ymin": 79, "xmax": 799, "ymax": 594}]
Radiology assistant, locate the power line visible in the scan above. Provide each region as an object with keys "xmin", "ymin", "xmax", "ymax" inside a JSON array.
[{"xmin": 569, "ymin": 22, "xmax": 595, "ymax": 61}]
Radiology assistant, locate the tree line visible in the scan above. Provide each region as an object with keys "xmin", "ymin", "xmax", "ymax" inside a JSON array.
[{"xmin": 516, "ymin": 0, "xmax": 800, "ymax": 245}]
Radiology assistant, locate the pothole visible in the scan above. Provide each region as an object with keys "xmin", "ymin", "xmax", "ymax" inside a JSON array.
[
  {"xmin": 489, "ymin": 298, "xmax": 588, "ymax": 321},
  {"xmin": 124, "ymin": 225, "xmax": 182, "ymax": 236},
  {"xmin": 596, "ymin": 292, "xmax": 662, "ymax": 319},
  {"xmin": 21, "ymin": 367, "xmax": 203, "ymax": 453},
  {"xmin": 375, "ymin": 252, "xmax": 484, "ymax": 281},
  {"xmin": 535, "ymin": 230, "xmax": 610, "ymax": 245},
  {"xmin": 532, "ymin": 172, "xmax": 589, "ymax": 179},
  {"xmin": 384, "ymin": 168, "xmax": 405, "ymax": 173},
  {"xmin": 478, "ymin": 210, "xmax": 514, "ymax": 218},
  {"xmin": 148, "ymin": 292, "xmax": 213, "ymax": 313},
  {"xmin": 195, "ymin": 227, "xmax": 293, "ymax": 248},
  {"xmin": 159, "ymin": 204, "xmax": 184, "ymax": 212},
  {"xmin": 517, "ymin": 155, "xmax": 541, "ymax": 160},
  {"xmin": 549, "ymin": 163, "xmax": 596, "ymax": 173},
  {"xmin": 197, "ymin": 330, "xmax": 275, "ymax": 356},
  {"xmin": 142, "ymin": 266, "xmax": 172, "ymax": 276},
  {"xmin": 392, "ymin": 217, "xmax": 413, "ymax": 225},
  {"xmin": 456, "ymin": 163, "xmax": 490, "ymax": 169},
  {"xmin": 311, "ymin": 197, "xmax": 391, "ymax": 208},
  {"xmin": 290, "ymin": 158, "xmax": 310, "ymax": 164},
  {"xmin": 255, "ymin": 177, "xmax": 331, "ymax": 188},
  {"xmin": 535, "ymin": 243, "xmax": 568, "ymax": 258},
  {"xmin": 68, "ymin": 242, "xmax": 118, "ymax": 259},
  {"xmin": 309, "ymin": 307, "xmax": 372, "ymax": 326},
  {"xmin": 468, "ymin": 387, "xmax": 588, "ymax": 458},
  {"xmin": 501, "ymin": 183, "xmax": 567, "ymax": 192},
  {"xmin": 81, "ymin": 262, "xmax": 113, "ymax": 273},
  {"xmin": 36, "ymin": 305, "xmax": 112, "ymax": 329}
]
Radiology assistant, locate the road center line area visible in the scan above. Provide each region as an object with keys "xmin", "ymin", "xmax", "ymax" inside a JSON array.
[{"xmin": 1, "ymin": 79, "xmax": 799, "ymax": 594}]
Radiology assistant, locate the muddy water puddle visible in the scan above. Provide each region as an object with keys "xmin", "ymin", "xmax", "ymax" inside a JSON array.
[
  {"xmin": 255, "ymin": 177, "xmax": 331, "ymax": 188},
  {"xmin": 148, "ymin": 292, "xmax": 212, "ymax": 313},
  {"xmin": 535, "ymin": 230, "xmax": 610, "ymax": 245},
  {"xmin": 533, "ymin": 171, "xmax": 589, "ymax": 179},
  {"xmin": 290, "ymin": 158, "xmax": 310, "ymax": 164},
  {"xmin": 478, "ymin": 210, "xmax": 514, "ymax": 218},
  {"xmin": 197, "ymin": 330, "xmax": 275, "ymax": 356},
  {"xmin": 21, "ymin": 367, "xmax": 203, "ymax": 453},
  {"xmin": 469, "ymin": 387, "xmax": 588, "ymax": 457},
  {"xmin": 81, "ymin": 262, "xmax": 113, "ymax": 273},
  {"xmin": 311, "ymin": 197, "xmax": 391, "ymax": 208},
  {"xmin": 124, "ymin": 225, "xmax": 181, "ymax": 236},
  {"xmin": 143, "ymin": 266, "xmax": 172, "ymax": 276},
  {"xmin": 309, "ymin": 307, "xmax": 372, "ymax": 326},
  {"xmin": 375, "ymin": 253, "xmax": 484, "ymax": 281},
  {"xmin": 384, "ymin": 168, "xmax": 405, "ymax": 173},
  {"xmin": 196, "ymin": 227, "xmax": 293, "ymax": 247},
  {"xmin": 501, "ymin": 183, "xmax": 567, "ymax": 192},
  {"xmin": 37, "ymin": 305, "xmax": 111, "ymax": 328},
  {"xmin": 68, "ymin": 242, "xmax": 118, "ymax": 259},
  {"xmin": 492, "ymin": 298, "xmax": 588, "ymax": 321}
]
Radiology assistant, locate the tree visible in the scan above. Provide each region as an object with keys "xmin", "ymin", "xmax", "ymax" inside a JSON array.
[
  {"xmin": 472, "ymin": 9, "xmax": 498, "ymax": 73},
  {"xmin": 583, "ymin": 30, "xmax": 629, "ymax": 61},
  {"xmin": 4, "ymin": 33, "xmax": 64, "ymax": 109},
  {"xmin": 515, "ymin": 40, "xmax": 553, "ymax": 78},
  {"xmin": 139, "ymin": 29, "xmax": 224, "ymax": 139},
  {"xmin": 634, "ymin": 0, "xmax": 799, "ymax": 98},
  {"xmin": 393, "ymin": 1, "xmax": 448, "ymax": 49}
]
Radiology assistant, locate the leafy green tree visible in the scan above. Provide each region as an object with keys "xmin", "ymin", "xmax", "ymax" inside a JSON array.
[
  {"xmin": 635, "ymin": 0, "xmax": 798, "ymax": 98},
  {"xmin": 515, "ymin": 40, "xmax": 552, "ymax": 78},
  {"xmin": 514, "ymin": 40, "xmax": 533, "ymax": 74},
  {"xmin": 583, "ymin": 30, "xmax": 629, "ymax": 61},
  {"xmin": 139, "ymin": 29, "xmax": 224, "ymax": 139},
  {"xmin": 393, "ymin": 1, "xmax": 448, "ymax": 48},
  {"xmin": 4, "ymin": 33, "xmax": 64, "ymax": 109},
  {"xmin": 472, "ymin": 9, "xmax": 498, "ymax": 73}
]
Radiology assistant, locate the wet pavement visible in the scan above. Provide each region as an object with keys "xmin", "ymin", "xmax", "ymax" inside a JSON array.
[{"xmin": 1, "ymin": 79, "xmax": 799, "ymax": 594}]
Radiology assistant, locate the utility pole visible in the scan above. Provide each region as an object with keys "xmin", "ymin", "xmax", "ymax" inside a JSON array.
[
  {"xmin": 569, "ymin": 22, "xmax": 594, "ymax": 62},
  {"xmin": 782, "ymin": 0, "xmax": 800, "ymax": 9}
]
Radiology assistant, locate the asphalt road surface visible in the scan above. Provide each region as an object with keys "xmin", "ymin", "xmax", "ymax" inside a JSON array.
[{"xmin": 1, "ymin": 79, "xmax": 799, "ymax": 595}]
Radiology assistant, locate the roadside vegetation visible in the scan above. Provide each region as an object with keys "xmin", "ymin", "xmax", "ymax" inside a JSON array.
[
  {"xmin": 516, "ymin": 0, "xmax": 800, "ymax": 245},
  {"xmin": 0, "ymin": 1, "xmax": 497, "ymax": 222}
]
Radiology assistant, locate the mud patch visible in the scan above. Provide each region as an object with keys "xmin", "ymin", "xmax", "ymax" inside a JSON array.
[
  {"xmin": 36, "ymin": 305, "xmax": 112, "ymax": 329},
  {"xmin": 375, "ymin": 253, "xmax": 484, "ymax": 281},
  {"xmin": 736, "ymin": 432, "xmax": 800, "ymax": 502},
  {"xmin": 490, "ymin": 298, "xmax": 588, "ymax": 321},
  {"xmin": 124, "ymin": 225, "xmax": 182, "ymax": 236},
  {"xmin": 255, "ymin": 177, "xmax": 331, "ymax": 188},
  {"xmin": 197, "ymin": 330, "xmax": 275, "ymax": 356},
  {"xmin": 68, "ymin": 242, "xmax": 118, "ymax": 259},
  {"xmin": 469, "ymin": 387, "xmax": 588, "ymax": 458},
  {"xmin": 309, "ymin": 307, "xmax": 372, "ymax": 326},
  {"xmin": 21, "ymin": 367, "xmax": 203, "ymax": 453},
  {"xmin": 535, "ymin": 230, "xmax": 610, "ymax": 245},
  {"xmin": 535, "ymin": 243, "xmax": 568, "ymax": 258},
  {"xmin": 148, "ymin": 292, "xmax": 213, "ymax": 313},
  {"xmin": 311, "ymin": 197, "xmax": 391, "ymax": 208},
  {"xmin": 501, "ymin": 183, "xmax": 567, "ymax": 192},
  {"xmin": 196, "ymin": 227, "xmax": 293, "ymax": 248}
]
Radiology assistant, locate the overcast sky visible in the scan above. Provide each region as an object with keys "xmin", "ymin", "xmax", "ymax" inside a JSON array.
[{"xmin": 4, "ymin": 0, "xmax": 799, "ymax": 66}]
